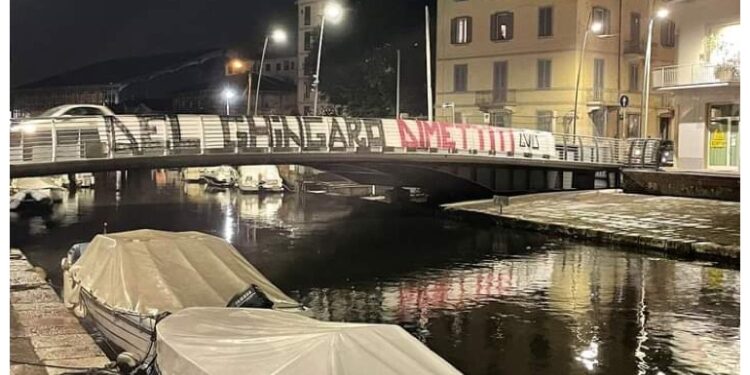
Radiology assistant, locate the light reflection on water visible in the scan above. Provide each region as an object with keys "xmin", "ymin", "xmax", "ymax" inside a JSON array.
[{"xmin": 9, "ymin": 170, "xmax": 740, "ymax": 375}]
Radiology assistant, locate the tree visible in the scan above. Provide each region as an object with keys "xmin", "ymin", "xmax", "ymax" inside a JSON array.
[{"xmin": 302, "ymin": 0, "xmax": 434, "ymax": 118}]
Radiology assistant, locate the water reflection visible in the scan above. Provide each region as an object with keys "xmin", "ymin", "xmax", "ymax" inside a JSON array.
[{"xmin": 9, "ymin": 171, "xmax": 740, "ymax": 375}]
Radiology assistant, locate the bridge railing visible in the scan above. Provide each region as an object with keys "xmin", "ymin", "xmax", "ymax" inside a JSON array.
[{"xmin": 10, "ymin": 115, "xmax": 631, "ymax": 167}]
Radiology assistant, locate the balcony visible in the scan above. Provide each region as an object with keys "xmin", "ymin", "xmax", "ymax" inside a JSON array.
[
  {"xmin": 623, "ymin": 39, "xmax": 645, "ymax": 56},
  {"xmin": 652, "ymin": 63, "xmax": 740, "ymax": 89},
  {"xmin": 475, "ymin": 89, "xmax": 516, "ymax": 109}
]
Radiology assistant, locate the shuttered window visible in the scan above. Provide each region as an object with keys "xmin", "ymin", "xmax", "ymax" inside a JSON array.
[
  {"xmin": 537, "ymin": 59, "xmax": 551, "ymax": 89},
  {"xmin": 629, "ymin": 63, "xmax": 639, "ymax": 92},
  {"xmin": 537, "ymin": 111, "xmax": 553, "ymax": 131},
  {"xmin": 451, "ymin": 17, "xmax": 472, "ymax": 44},
  {"xmin": 490, "ymin": 12, "xmax": 513, "ymax": 41},
  {"xmin": 538, "ymin": 7, "xmax": 553, "ymax": 37},
  {"xmin": 661, "ymin": 20, "xmax": 676, "ymax": 47},
  {"xmin": 592, "ymin": 7, "xmax": 611, "ymax": 34},
  {"xmin": 454, "ymin": 64, "xmax": 468, "ymax": 92}
]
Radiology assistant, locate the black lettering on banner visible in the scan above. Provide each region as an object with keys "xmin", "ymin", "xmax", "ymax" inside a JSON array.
[
  {"xmin": 345, "ymin": 118, "xmax": 366, "ymax": 147},
  {"xmin": 271, "ymin": 116, "xmax": 303, "ymax": 149},
  {"xmin": 106, "ymin": 116, "xmax": 138, "ymax": 151},
  {"xmin": 246, "ymin": 116, "xmax": 271, "ymax": 148},
  {"xmin": 136, "ymin": 115, "xmax": 160, "ymax": 143},
  {"xmin": 328, "ymin": 118, "xmax": 348, "ymax": 148},
  {"xmin": 218, "ymin": 116, "xmax": 234, "ymax": 149},
  {"xmin": 301, "ymin": 117, "xmax": 326, "ymax": 149},
  {"xmin": 166, "ymin": 115, "xmax": 181, "ymax": 142},
  {"xmin": 363, "ymin": 118, "xmax": 385, "ymax": 147}
]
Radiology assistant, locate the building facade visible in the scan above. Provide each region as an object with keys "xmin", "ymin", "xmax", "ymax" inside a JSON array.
[
  {"xmin": 651, "ymin": 0, "xmax": 740, "ymax": 171},
  {"xmin": 435, "ymin": 0, "xmax": 676, "ymax": 138}
]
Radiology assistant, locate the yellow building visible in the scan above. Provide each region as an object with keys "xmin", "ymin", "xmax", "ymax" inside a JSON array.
[{"xmin": 435, "ymin": 0, "xmax": 676, "ymax": 138}]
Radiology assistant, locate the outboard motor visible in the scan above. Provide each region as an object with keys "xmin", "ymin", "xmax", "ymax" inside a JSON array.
[{"xmin": 227, "ymin": 284, "xmax": 274, "ymax": 309}]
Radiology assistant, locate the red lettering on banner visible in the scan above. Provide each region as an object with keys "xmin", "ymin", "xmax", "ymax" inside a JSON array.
[
  {"xmin": 508, "ymin": 129, "xmax": 515, "ymax": 154},
  {"xmin": 489, "ymin": 129, "xmax": 496, "ymax": 152},
  {"xmin": 475, "ymin": 126, "xmax": 485, "ymax": 151},
  {"xmin": 420, "ymin": 120, "xmax": 441, "ymax": 148},
  {"xmin": 397, "ymin": 119, "xmax": 421, "ymax": 148},
  {"xmin": 440, "ymin": 122, "xmax": 456, "ymax": 149},
  {"xmin": 497, "ymin": 129, "xmax": 505, "ymax": 152},
  {"xmin": 454, "ymin": 123, "xmax": 469, "ymax": 149}
]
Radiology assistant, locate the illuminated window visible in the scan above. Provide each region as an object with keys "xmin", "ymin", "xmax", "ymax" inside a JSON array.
[{"xmin": 451, "ymin": 17, "xmax": 472, "ymax": 44}]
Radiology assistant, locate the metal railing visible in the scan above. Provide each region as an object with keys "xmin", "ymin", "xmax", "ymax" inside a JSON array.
[
  {"xmin": 475, "ymin": 89, "xmax": 517, "ymax": 107},
  {"xmin": 624, "ymin": 39, "xmax": 645, "ymax": 55},
  {"xmin": 10, "ymin": 115, "xmax": 632, "ymax": 168},
  {"xmin": 652, "ymin": 63, "xmax": 740, "ymax": 88}
]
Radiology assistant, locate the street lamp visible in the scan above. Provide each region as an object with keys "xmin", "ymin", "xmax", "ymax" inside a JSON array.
[
  {"xmin": 223, "ymin": 88, "xmax": 235, "ymax": 115},
  {"xmin": 441, "ymin": 102, "xmax": 455, "ymax": 124},
  {"xmin": 254, "ymin": 28, "xmax": 288, "ymax": 116},
  {"xmin": 312, "ymin": 2, "xmax": 344, "ymax": 116},
  {"xmin": 641, "ymin": 8, "xmax": 669, "ymax": 137}
]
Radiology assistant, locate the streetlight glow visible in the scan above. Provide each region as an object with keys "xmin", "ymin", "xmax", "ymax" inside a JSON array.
[
  {"xmin": 590, "ymin": 22, "xmax": 603, "ymax": 33},
  {"xmin": 656, "ymin": 8, "xmax": 669, "ymax": 19},
  {"xmin": 231, "ymin": 59, "xmax": 244, "ymax": 69},
  {"xmin": 223, "ymin": 89, "xmax": 235, "ymax": 99},
  {"xmin": 324, "ymin": 2, "xmax": 344, "ymax": 23},
  {"xmin": 270, "ymin": 29, "xmax": 287, "ymax": 44}
]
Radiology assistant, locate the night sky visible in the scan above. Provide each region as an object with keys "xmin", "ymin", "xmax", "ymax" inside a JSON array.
[
  {"xmin": 10, "ymin": 0, "xmax": 298, "ymax": 87},
  {"xmin": 10, "ymin": 0, "xmax": 435, "ymax": 88}
]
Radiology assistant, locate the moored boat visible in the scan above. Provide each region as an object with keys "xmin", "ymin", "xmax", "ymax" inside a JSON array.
[
  {"xmin": 154, "ymin": 307, "xmax": 461, "ymax": 375},
  {"xmin": 10, "ymin": 177, "xmax": 66, "ymax": 211},
  {"xmin": 237, "ymin": 165, "xmax": 284, "ymax": 193},
  {"xmin": 61, "ymin": 229, "xmax": 304, "ymax": 363},
  {"xmin": 200, "ymin": 166, "xmax": 237, "ymax": 188},
  {"xmin": 180, "ymin": 167, "xmax": 204, "ymax": 183}
]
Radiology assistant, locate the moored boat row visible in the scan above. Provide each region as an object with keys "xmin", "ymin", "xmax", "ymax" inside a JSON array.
[
  {"xmin": 181, "ymin": 165, "xmax": 285, "ymax": 193},
  {"xmin": 61, "ymin": 229, "xmax": 459, "ymax": 374}
]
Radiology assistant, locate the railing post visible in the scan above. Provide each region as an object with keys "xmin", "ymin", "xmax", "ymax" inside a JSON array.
[
  {"xmin": 163, "ymin": 116, "xmax": 169, "ymax": 156},
  {"xmin": 562, "ymin": 135, "xmax": 568, "ymax": 161},
  {"xmin": 199, "ymin": 116, "xmax": 206, "ymax": 155},
  {"xmin": 577, "ymin": 136, "xmax": 584, "ymax": 162},
  {"xmin": 593, "ymin": 137, "xmax": 600, "ymax": 163},
  {"xmin": 640, "ymin": 139, "xmax": 649, "ymax": 168},
  {"xmin": 50, "ymin": 119, "xmax": 57, "ymax": 162}
]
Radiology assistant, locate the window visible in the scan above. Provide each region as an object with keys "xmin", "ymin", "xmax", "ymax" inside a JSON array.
[
  {"xmin": 266, "ymin": 63, "xmax": 271, "ymax": 71},
  {"xmin": 304, "ymin": 6, "xmax": 311, "ymax": 26},
  {"xmin": 538, "ymin": 7, "xmax": 553, "ymax": 37},
  {"xmin": 284, "ymin": 61, "xmax": 290, "ymax": 71},
  {"xmin": 451, "ymin": 17, "xmax": 472, "ymax": 44},
  {"xmin": 537, "ymin": 111, "xmax": 553, "ymax": 131},
  {"xmin": 629, "ymin": 63, "xmax": 639, "ymax": 92},
  {"xmin": 290, "ymin": 61, "xmax": 295, "ymax": 69},
  {"xmin": 630, "ymin": 13, "xmax": 641, "ymax": 42},
  {"xmin": 304, "ymin": 83, "xmax": 310, "ymax": 99},
  {"xmin": 627, "ymin": 114, "xmax": 641, "ymax": 138},
  {"xmin": 592, "ymin": 7, "xmax": 610, "ymax": 34},
  {"xmin": 276, "ymin": 63, "xmax": 282, "ymax": 71},
  {"xmin": 490, "ymin": 12, "xmax": 513, "ymax": 41},
  {"xmin": 453, "ymin": 64, "xmax": 468, "ymax": 92},
  {"xmin": 491, "ymin": 112, "xmax": 511, "ymax": 127},
  {"xmin": 304, "ymin": 32, "xmax": 312, "ymax": 51},
  {"xmin": 661, "ymin": 20, "xmax": 676, "ymax": 47},
  {"xmin": 537, "ymin": 59, "xmax": 551, "ymax": 89},
  {"xmin": 593, "ymin": 58, "xmax": 604, "ymax": 100}
]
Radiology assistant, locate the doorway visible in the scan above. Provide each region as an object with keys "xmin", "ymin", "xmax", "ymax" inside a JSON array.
[{"xmin": 707, "ymin": 104, "xmax": 740, "ymax": 169}]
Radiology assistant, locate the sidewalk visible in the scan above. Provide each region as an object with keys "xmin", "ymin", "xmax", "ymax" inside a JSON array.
[
  {"xmin": 444, "ymin": 190, "xmax": 739, "ymax": 264},
  {"xmin": 10, "ymin": 249, "xmax": 110, "ymax": 375}
]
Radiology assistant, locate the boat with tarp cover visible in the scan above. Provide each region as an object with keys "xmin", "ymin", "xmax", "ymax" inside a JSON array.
[
  {"xmin": 153, "ymin": 307, "xmax": 461, "ymax": 375},
  {"xmin": 61, "ymin": 229, "xmax": 304, "ymax": 363}
]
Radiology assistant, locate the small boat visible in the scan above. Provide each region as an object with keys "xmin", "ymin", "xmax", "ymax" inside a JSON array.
[
  {"xmin": 180, "ymin": 168, "xmax": 204, "ymax": 183},
  {"xmin": 10, "ymin": 177, "xmax": 66, "ymax": 211},
  {"xmin": 61, "ymin": 229, "xmax": 304, "ymax": 363},
  {"xmin": 237, "ymin": 165, "xmax": 284, "ymax": 193},
  {"xmin": 153, "ymin": 307, "xmax": 461, "ymax": 375},
  {"xmin": 200, "ymin": 166, "xmax": 237, "ymax": 188}
]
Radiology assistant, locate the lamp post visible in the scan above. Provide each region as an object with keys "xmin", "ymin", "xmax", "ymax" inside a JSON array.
[
  {"xmin": 441, "ymin": 102, "xmax": 455, "ymax": 124},
  {"xmin": 641, "ymin": 7, "xmax": 669, "ymax": 137},
  {"xmin": 223, "ymin": 89, "xmax": 234, "ymax": 115},
  {"xmin": 254, "ymin": 29, "xmax": 288, "ymax": 116},
  {"xmin": 572, "ymin": 13, "xmax": 601, "ymax": 135},
  {"xmin": 312, "ymin": 2, "xmax": 344, "ymax": 116}
]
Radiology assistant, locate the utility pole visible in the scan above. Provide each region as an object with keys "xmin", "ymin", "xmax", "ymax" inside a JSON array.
[
  {"xmin": 425, "ymin": 5, "xmax": 433, "ymax": 122},
  {"xmin": 396, "ymin": 49, "xmax": 401, "ymax": 118}
]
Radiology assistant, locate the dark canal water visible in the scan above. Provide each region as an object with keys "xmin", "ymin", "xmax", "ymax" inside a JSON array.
[{"xmin": 10, "ymin": 170, "xmax": 740, "ymax": 375}]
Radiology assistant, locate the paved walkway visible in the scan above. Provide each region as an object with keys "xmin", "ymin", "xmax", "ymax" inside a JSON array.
[
  {"xmin": 444, "ymin": 190, "xmax": 739, "ymax": 263},
  {"xmin": 10, "ymin": 249, "xmax": 110, "ymax": 375}
]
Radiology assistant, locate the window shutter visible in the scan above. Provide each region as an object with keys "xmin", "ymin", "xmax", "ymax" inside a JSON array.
[
  {"xmin": 490, "ymin": 14, "xmax": 498, "ymax": 40},
  {"xmin": 466, "ymin": 17, "xmax": 473, "ymax": 43},
  {"xmin": 450, "ymin": 18, "xmax": 457, "ymax": 44},
  {"xmin": 507, "ymin": 13, "xmax": 514, "ymax": 40}
]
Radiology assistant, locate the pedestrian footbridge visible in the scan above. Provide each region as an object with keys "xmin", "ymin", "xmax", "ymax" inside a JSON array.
[{"xmin": 10, "ymin": 115, "xmax": 663, "ymax": 201}]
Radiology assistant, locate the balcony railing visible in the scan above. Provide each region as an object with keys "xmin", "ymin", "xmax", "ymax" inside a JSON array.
[
  {"xmin": 475, "ymin": 89, "xmax": 517, "ymax": 108},
  {"xmin": 652, "ymin": 63, "xmax": 740, "ymax": 89},
  {"xmin": 624, "ymin": 39, "xmax": 645, "ymax": 55}
]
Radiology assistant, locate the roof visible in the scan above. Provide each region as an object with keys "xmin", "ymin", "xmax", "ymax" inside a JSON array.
[{"xmin": 18, "ymin": 49, "xmax": 223, "ymax": 89}]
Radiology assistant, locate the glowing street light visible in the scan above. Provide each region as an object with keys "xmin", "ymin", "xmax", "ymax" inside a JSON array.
[
  {"xmin": 590, "ymin": 22, "xmax": 603, "ymax": 34},
  {"xmin": 223, "ymin": 88, "xmax": 235, "ymax": 115},
  {"xmin": 312, "ymin": 2, "xmax": 345, "ymax": 115},
  {"xmin": 254, "ymin": 28, "xmax": 288, "ymax": 116},
  {"xmin": 641, "ymin": 8, "xmax": 669, "ymax": 137},
  {"xmin": 231, "ymin": 59, "xmax": 244, "ymax": 70}
]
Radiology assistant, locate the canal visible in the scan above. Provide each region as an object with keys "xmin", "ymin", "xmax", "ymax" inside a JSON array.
[{"xmin": 10, "ymin": 170, "xmax": 740, "ymax": 375}]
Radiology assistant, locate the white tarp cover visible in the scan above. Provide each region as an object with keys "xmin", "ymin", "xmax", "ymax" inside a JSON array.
[
  {"xmin": 69, "ymin": 229, "xmax": 301, "ymax": 315},
  {"xmin": 11, "ymin": 177, "xmax": 65, "ymax": 191},
  {"xmin": 156, "ymin": 307, "xmax": 461, "ymax": 375}
]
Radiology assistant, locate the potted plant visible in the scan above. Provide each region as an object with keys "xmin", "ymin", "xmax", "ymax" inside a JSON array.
[{"xmin": 704, "ymin": 33, "xmax": 739, "ymax": 81}]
